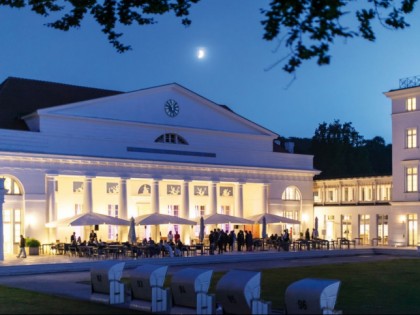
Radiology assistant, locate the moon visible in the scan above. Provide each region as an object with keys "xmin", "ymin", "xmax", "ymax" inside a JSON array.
[{"xmin": 197, "ymin": 48, "xmax": 206, "ymax": 60}]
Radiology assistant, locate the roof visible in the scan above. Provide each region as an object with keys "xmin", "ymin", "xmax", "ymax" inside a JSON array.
[{"xmin": 0, "ymin": 77, "xmax": 122, "ymax": 130}]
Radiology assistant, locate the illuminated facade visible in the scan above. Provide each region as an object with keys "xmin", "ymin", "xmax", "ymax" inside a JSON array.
[
  {"xmin": 313, "ymin": 176, "xmax": 393, "ymax": 245},
  {"xmin": 0, "ymin": 78, "xmax": 317, "ymax": 255},
  {"xmin": 313, "ymin": 78, "xmax": 420, "ymax": 247}
]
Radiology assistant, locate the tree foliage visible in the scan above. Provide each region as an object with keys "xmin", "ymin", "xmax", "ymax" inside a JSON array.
[
  {"xmin": 0, "ymin": 0, "xmax": 417, "ymax": 73},
  {"xmin": 261, "ymin": 0, "xmax": 417, "ymax": 73},
  {"xmin": 291, "ymin": 120, "xmax": 392, "ymax": 179},
  {"xmin": 0, "ymin": 0, "xmax": 201, "ymax": 53}
]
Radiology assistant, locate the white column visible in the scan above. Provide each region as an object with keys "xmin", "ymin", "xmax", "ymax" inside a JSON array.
[
  {"xmin": 338, "ymin": 182, "xmax": 342, "ymax": 204},
  {"xmin": 210, "ymin": 181, "xmax": 218, "ymax": 215},
  {"xmin": 151, "ymin": 179, "xmax": 161, "ymax": 241},
  {"xmin": 151, "ymin": 179, "xmax": 160, "ymax": 214},
  {"xmin": 182, "ymin": 180, "xmax": 190, "ymax": 218},
  {"xmin": 83, "ymin": 176, "xmax": 94, "ymax": 213},
  {"xmin": 46, "ymin": 175, "xmax": 57, "ymax": 223},
  {"xmin": 46, "ymin": 175, "xmax": 57, "ymax": 242},
  {"xmin": 235, "ymin": 182, "xmax": 244, "ymax": 217},
  {"xmin": 373, "ymin": 181, "xmax": 377, "ymax": 204},
  {"xmin": 262, "ymin": 183, "xmax": 269, "ymax": 214},
  {"xmin": 119, "ymin": 178, "xmax": 128, "ymax": 219},
  {"xmin": 0, "ymin": 178, "xmax": 6, "ymax": 261}
]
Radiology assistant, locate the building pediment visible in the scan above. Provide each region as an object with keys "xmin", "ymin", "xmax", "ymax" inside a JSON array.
[{"xmin": 25, "ymin": 83, "xmax": 276, "ymax": 137}]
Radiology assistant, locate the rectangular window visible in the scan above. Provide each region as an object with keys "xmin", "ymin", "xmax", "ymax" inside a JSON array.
[
  {"xmin": 108, "ymin": 204, "xmax": 119, "ymax": 241},
  {"xmin": 407, "ymin": 97, "xmax": 416, "ymax": 111},
  {"xmin": 343, "ymin": 187, "xmax": 349, "ymax": 202},
  {"xmin": 74, "ymin": 204, "xmax": 83, "ymax": 215},
  {"xmin": 167, "ymin": 205, "xmax": 180, "ymax": 233},
  {"xmin": 313, "ymin": 191, "xmax": 320, "ymax": 202},
  {"xmin": 221, "ymin": 206, "xmax": 230, "ymax": 231},
  {"xmin": 327, "ymin": 189, "xmax": 336, "ymax": 202},
  {"xmin": 406, "ymin": 167, "xmax": 418, "ymax": 192},
  {"xmin": 407, "ymin": 128, "xmax": 417, "ymax": 148}
]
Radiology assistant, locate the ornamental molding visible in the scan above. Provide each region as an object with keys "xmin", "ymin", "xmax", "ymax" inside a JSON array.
[{"xmin": 0, "ymin": 153, "xmax": 315, "ymax": 182}]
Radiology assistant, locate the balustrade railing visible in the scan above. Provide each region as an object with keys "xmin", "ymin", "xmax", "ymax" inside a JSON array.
[{"xmin": 399, "ymin": 75, "xmax": 420, "ymax": 89}]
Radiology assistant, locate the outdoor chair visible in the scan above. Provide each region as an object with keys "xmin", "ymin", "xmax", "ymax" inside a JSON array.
[
  {"xmin": 284, "ymin": 278, "xmax": 342, "ymax": 314},
  {"xmin": 90, "ymin": 261, "xmax": 126, "ymax": 305},
  {"xmin": 129, "ymin": 264, "xmax": 170, "ymax": 313},
  {"xmin": 215, "ymin": 269, "xmax": 271, "ymax": 314},
  {"xmin": 169, "ymin": 267, "xmax": 215, "ymax": 314}
]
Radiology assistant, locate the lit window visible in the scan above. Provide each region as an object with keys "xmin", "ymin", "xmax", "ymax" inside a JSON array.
[
  {"xmin": 406, "ymin": 167, "xmax": 418, "ymax": 192},
  {"xmin": 406, "ymin": 128, "xmax": 417, "ymax": 148},
  {"xmin": 155, "ymin": 133, "xmax": 188, "ymax": 145},
  {"xmin": 2, "ymin": 177, "xmax": 22, "ymax": 195},
  {"xmin": 407, "ymin": 97, "xmax": 416, "ymax": 111},
  {"xmin": 282, "ymin": 186, "xmax": 301, "ymax": 200}
]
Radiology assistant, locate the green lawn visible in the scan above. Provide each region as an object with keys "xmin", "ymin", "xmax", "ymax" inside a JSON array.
[{"xmin": 1, "ymin": 258, "xmax": 419, "ymax": 314}]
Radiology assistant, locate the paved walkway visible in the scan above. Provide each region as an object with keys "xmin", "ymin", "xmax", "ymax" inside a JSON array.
[{"xmin": 0, "ymin": 246, "xmax": 418, "ymax": 304}]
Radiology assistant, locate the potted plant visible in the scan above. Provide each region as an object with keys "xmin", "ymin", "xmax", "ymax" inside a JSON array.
[{"xmin": 26, "ymin": 238, "xmax": 41, "ymax": 255}]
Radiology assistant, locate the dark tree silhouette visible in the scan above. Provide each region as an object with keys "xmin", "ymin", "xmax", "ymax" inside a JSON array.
[
  {"xmin": 289, "ymin": 120, "xmax": 392, "ymax": 179},
  {"xmin": 1, "ymin": 0, "xmax": 417, "ymax": 73}
]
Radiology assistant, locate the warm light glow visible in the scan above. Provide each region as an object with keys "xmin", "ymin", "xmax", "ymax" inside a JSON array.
[
  {"xmin": 302, "ymin": 214, "xmax": 309, "ymax": 222},
  {"xmin": 196, "ymin": 47, "xmax": 206, "ymax": 59},
  {"xmin": 400, "ymin": 215, "xmax": 406, "ymax": 223},
  {"xmin": 25, "ymin": 214, "xmax": 36, "ymax": 227}
]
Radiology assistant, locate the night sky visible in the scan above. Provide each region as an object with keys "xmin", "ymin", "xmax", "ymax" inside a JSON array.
[{"xmin": 2, "ymin": 0, "xmax": 420, "ymax": 144}]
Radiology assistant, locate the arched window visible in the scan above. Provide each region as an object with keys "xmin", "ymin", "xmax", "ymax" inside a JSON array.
[
  {"xmin": 2, "ymin": 176, "xmax": 22, "ymax": 195},
  {"xmin": 282, "ymin": 186, "xmax": 301, "ymax": 200},
  {"xmin": 155, "ymin": 133, "xmax": 188, "ymax": 145}
]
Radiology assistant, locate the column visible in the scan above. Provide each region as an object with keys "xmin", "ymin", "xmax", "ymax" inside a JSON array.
[
  {"xmin": 119, "ymin": 178, "xmax": 128, "ymax": 219},
  {"xmin": 0, "ymin": 178, "xmax": 6, "ymax": 261},
  {"xmin": 46, "ymin": 175, "xmax": 57, "ymax": 242},
  {"xmin": 373, "ymin": 181, "xmax": 377, "ymax": 204},
  {"xmin": 46, "ymin": 175, "xmax": 57, "ymax": 223},
  {"xmin": 262, "ymin": 183, "xmax": 269, "ymax": 214},
  {"xmin": 151, "ymin": 179, "xmax": 160, "ymax": 241},
  {"xmin": 118, "ymin": 177, "xmax": 129, "ymax": 243},
  {"xmin": 338, "ymin": 182, "xmax": 342, "ymax": 204},
  {"xmin": 210, "ymin": 181, "xmax": 218, "ymax": 215},
  {"xmin": 83, "ymin": 176, "xmax": 94, "ymax": 213},
  {"xmin": 151, "ymin": 179, "xmax": 160, "ymax": 214},
  {"xmin": 182, "ymin": 180, "xmax": 190, "ymax": 218},
  {"xmin": 235, "ymin": 182, "xmax": 244, "ymax": 217},
  {"xmin": 355, "ymin": 181, "xmax": 360, "ymax": 204}
]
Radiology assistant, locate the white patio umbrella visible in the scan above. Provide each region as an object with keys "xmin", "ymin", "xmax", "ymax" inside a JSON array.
[
  {"xmin": 199, "ymin": 213, "xmax": 254, "ymax": 225},
  {"xmin": 199, "ymin": 216, "xmax": 205, "ymax": 243},
  {"xmin": 247, "ymin": 213, "xmax": 301, "ymax": 225},
  {"xmin": 128, "ymin": 217, "xmax": 137, "ymax": 244},
  {"xmin": 262, "ymin": 216, "xmax": 268, "ymax": 239},
  {"xmin": 135, "ymin": 213, "xmax": 196, "ymax": 226},
  {"xmin": 46, "ymin": 212, "xmax": 131, "ymax": 227}
]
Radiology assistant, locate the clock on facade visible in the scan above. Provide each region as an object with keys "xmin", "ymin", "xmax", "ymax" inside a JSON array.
[{"xmin": 164, "ymin": 99, "xmax": 180, "ymax": 117}]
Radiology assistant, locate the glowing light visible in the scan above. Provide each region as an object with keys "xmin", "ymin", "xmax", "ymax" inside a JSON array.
[{"xmin": 196, "ymin": 48, "xmax": 206, "ymax": 59}]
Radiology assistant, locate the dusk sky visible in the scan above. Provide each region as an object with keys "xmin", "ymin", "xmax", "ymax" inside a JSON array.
[{"xmin": 2, "ymin": 1, "xmax": 420, "ymax": 144}]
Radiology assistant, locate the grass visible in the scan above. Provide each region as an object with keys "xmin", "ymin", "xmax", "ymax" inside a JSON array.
[{"xmin": 1, "ymin": 258, "xmax": 420, "ymax": 314}]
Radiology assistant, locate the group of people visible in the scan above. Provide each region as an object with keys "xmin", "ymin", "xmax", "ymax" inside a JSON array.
[
  {"xmin": 139, "ymin": 231, "xmax": 185, "ymax": 257},
  {"xmin": 207, "ymin": 229, "xmax": 256, "ymax": 254},
  {"xmin": 69, "ymin": 230, "xmax": 106, "ymax": 247},
  {"xmin": 304, "ymin": 228, "xmax": 320, "ymax": 241},
  {"xmin": 267, "ymin": 229, "xmax": 291, "ymax": 251}
]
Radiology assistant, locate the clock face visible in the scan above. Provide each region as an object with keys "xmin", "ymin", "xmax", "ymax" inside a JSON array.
[{"xmin": 164, "ymin": 99, "xmax": 179, "ymax": 117}]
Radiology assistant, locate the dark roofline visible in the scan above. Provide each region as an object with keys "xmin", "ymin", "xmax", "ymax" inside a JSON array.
[{"xmin": 0, "ymin": 77, "xmax": 123, "ymax": 130}]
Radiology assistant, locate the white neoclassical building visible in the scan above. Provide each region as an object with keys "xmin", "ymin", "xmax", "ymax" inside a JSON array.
[
  {"xmin": 313, "ymin": 176, "xmax": 393, "ymax": 245},
  {"xmin": 313, "ymin": 76, "xmax": 420, "ymax": 247},
  {"xmin": 0, "ymin": 77, "xmax": 318, "ymax": 256}
]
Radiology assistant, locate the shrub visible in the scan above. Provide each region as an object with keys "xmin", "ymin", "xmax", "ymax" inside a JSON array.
[{"xmin": 26, "ymin": 238, "xmax": 41, "ymax": 247}]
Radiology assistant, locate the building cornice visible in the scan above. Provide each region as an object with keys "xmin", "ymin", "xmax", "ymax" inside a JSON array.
[{"xmin": 0, "ymin": 151, "xmax": 317, "ymax": 182}]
